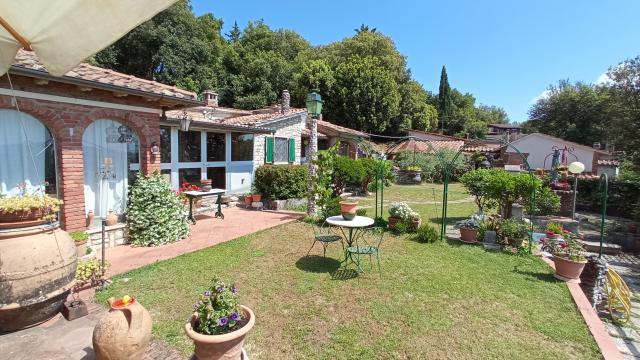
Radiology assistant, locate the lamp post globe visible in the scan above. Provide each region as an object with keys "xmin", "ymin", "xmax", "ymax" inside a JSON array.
[
  {"xmin": 305, "ymin": 90, "xmax": 323, "ymax": 118},
  {"xmin": 568, "ymin": 161, "xmax": 585, "ymax": 174}
]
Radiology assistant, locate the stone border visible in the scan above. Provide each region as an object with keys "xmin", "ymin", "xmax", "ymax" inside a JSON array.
[{"xmin": 540, "ymin": 256, "xmax": 623, "ymax": 360}]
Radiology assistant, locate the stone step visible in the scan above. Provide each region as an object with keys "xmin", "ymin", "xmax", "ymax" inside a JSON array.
[{"xmin": 579, "ymin": 239, "xmax": 622, "ymax": 255}]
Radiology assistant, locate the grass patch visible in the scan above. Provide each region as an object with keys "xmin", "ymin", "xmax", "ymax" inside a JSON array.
[{"xmin": 97, "ymin": 185, "xmax": 599, "ymax": 359}]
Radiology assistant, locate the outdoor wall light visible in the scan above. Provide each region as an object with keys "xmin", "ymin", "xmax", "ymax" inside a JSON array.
[
  {"xmin": 180, "ymin": 110, "xmax": 192, "ymax": 132},
  {"xmin": 305, "ymin": 90, "xmax": 323, "ymax": 118},
  {"xmin": 150, "ymin": 142, "xmax": 160, "ymax": 155}
]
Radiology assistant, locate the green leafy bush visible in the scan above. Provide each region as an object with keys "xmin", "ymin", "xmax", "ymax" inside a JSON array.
[
  {"xmin": 356, "ymin": 208, "xmax": 367, "ymax": 216},
  {"xmin": 413, "ymin": 224, "xmax": 439, "ymax": 243},
  {"xmin": 333, "ymin": 156, "xmax": 365, "ymax": 195},
  {"xmin": 575, "ymin": 178, "xmax": 640, "ymax": 220},
  {"xmin": 498, "ymin": 218, "xmax": 530, "ymax": 247},
  {"xmin": 394, "ymin": 149, "xmax": 471, "ymax": 183},
  {"xmin": 126, "ymin": 173, "xmax": 189, "ymax": 246},
  {"xmin": 360, "ymin": 158, "xmax": 394, "ymax": 193},
  {"xmin": 69, "ymin": 231, "xmax": 89, "ymax": 242},
  {"xmin": 253, "ymin": 165, "xmax": 309, "ymax": 200}
]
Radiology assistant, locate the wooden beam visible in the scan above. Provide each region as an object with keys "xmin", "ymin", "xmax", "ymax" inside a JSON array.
[
  {"xmin": 77, "ymin": 86, "xmax": 92, "ymax": 92},
  {"xmin": 113, "ymin": 92, "xmax": 128, "ymax": 98},
  {"xmin": 33, "ymin": 78, "xmax": 49, "ymax": 86}
]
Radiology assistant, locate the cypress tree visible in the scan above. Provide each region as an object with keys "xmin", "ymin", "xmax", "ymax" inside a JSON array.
[
  {"xmin": 438, "ymin": 65, "xmax": 453, "ymax": 133},
  {"xmin": 227, "ymin": 21, "xmax": 241, "ymax": 43}
]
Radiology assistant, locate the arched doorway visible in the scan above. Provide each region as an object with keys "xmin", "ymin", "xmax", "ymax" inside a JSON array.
[
  {"xmin": 82, "ymin": 119, "xmax": 140, "ymax": 223},
  {"xmin": 0, "ymin": 109, "xmax": 57, "ymax": 197}
]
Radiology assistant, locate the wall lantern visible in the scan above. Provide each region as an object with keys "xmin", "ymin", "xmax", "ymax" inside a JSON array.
[
  {"xmin": 150, "ymin": 142, "xmax": 160, "ymax": 155},
  {"xmin": 180, "ymin": 110, "xmax": 192, "ymax": 132},
  {"xmin": 305, "ymin": 90, "xmax": 323, "ymax": 118}
]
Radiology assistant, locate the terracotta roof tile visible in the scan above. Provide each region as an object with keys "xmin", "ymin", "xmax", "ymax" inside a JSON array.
[
  {"xmin": 597, "ymin": 159, "xmax": 620, "ymax": 166},
  {"xmin": 316, "ymin": 119, "xmax": 368, "ymax": 138},
  {"xmin": 11, "ymin": 50, "xmax": 198, "ymax": 101},
  {"xmin": 387, "ymin": 138, "xmax": 465, "ymax": 154}
]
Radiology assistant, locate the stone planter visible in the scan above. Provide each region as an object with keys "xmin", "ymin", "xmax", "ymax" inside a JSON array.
[
  {"xmin": 185, "ymin": 305, "xmax": 255, "ymax": 360},
  {"xmin": 483, "ymin": 230, "xmax": 501, "ymax": 250},
  {"xmin": 340, "ymin": 201, "xmax": 358, "ymax": 221},
  {"xmin": 0, "ymin": 223, "xmax": 77, "ymax": 332},
  {"xmin": 388, "ymin": 216, "xmax": 401, "ymax": 229},
  {"xmin": 552, "ymin": 255, "xmax": 587, "ymax": 283},
  {"xmin": 460, "ymin": 228, "xmax": 478, "ymax": 243},
  {"xmin": 396, "ymin": 170, "xmax": 422, "ymax": 185},
  {"xmin": 93, "ymin": 297, "xmax": 152, "ymax": 360}
]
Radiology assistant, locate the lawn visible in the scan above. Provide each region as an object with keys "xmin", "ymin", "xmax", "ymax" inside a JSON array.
[{"xmin": 97, "ymin": 183, "xmax": 599, "ymax": 359}]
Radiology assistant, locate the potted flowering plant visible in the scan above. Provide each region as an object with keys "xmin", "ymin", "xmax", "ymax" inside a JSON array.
[
  {"xmin": 457, "ymin": 215, "xmax": 482, "ymax": 243},
  {"xmin": 388, "ymin": 202, "xmax": 418, "ymax": 229},
  {"xmin": 179, "ymin": 182, "xmax": 202, "ymax": 209},
  {"xmin": 0, "ymin": 184, "xmax": 62, "ymax": 228},
  {"xmin": 185, "ymin": 278, "xmax": 255, "ymax": 360},
  {"xmin": 542, "ymin": 232, "xmax": 587, "ymax": 282},
  {"xmin": 545, "ymin": 222, "xmax": 566, "ymax": 240}
]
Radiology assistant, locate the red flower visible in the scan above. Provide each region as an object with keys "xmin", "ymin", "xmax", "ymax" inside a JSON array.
[
  {"xmin": 560, "ymin": 243, "xmax": 568, "ymax": 249},
  {"xmin": 546, "ymin": 231, "xmax": 555, "ymax": 236}
]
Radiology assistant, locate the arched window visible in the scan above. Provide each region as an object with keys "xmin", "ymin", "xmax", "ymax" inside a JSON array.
[
  {"xmin": 0, "ymin": 109, "xmax": 57, "ymax": 196},
  {"xmin": 82, "ymin": 119, "xmax": 139, "ymax": 222}
]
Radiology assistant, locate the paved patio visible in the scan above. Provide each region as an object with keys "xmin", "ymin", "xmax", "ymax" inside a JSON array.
[{"xmin": 0, "ymin": 207, "xmax": 302, "ymax": 360}]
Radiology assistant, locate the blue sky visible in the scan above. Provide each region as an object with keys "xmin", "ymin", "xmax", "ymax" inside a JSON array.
[{"xmin": 192, "ymin": 0, "xmax": 640, "ymax": 123}]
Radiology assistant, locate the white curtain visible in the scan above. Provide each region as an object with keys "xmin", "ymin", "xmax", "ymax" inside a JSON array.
[
  {"xmin": 0, "ymin": 109, "xmax": 47, "ymax": 196},
  {"xmin": 83, "ymin": 119, "xmax": 137, "ymax": 218}
]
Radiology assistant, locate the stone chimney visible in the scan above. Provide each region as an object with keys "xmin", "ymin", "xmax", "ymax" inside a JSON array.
[
  {"xmin": 202, "ymin": 90, "xmax": 218, "ymax": 107},
  {"xmin": 281, "ymin": 89, "xmax": 290, "ymax": 114}
]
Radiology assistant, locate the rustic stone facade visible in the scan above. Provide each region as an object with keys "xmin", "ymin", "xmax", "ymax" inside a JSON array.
[
  {"xmin": 253, "ymin": 113, "xmax": 306, "ymax": 168},
  {"xmin": 0, "ymin": 75, "xmax": 165, "ymax": 231}
]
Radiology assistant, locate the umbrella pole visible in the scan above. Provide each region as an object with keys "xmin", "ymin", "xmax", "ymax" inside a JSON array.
[{"xmin": 0, "ymin": 16, "xmax": 32, "ymax": 50}]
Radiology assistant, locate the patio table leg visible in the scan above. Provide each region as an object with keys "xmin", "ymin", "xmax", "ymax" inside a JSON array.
[
  {"xmin": 215, "ymin": 194, "xmax": 224, "ymax": 219},
  {"xmin": 188, "ymin": 197, "xmax": 196, "ymax": 224}
]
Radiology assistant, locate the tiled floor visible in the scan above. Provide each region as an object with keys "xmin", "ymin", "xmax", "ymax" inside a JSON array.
[{"xmin": 0, "ymin": 207, "xmax": 301, "ymax": 359}]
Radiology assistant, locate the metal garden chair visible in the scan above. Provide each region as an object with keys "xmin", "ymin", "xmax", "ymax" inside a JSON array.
[
  {"xmin": 307, "ymin": 220, "xmax": 343, "ymax": 257},
  {"xmin": 345, "ymin": 227, "xmax": 385, "ymax": 278}
]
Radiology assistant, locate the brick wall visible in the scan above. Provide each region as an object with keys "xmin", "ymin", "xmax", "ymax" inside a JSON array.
[
  {"xmin": 0, "ymin": 91, "xmax": 161, "ymax": 232},
  {"xmin": 253, "ymin": 113, "xmax": 306, "ymax": 168}
]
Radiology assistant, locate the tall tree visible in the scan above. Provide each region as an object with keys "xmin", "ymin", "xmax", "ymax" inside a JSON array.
[
  {"xmin": 438, "ymin": 66, "xmax": 453, "ymax": 133},
  {"xmin": 355, "ymin": 24, "xmax": 377, "ymax": 34},
  {"xmin": 398, "ymin": 80, "xmax": 438, "ymax": 131},
  {"xmin": 226, "ymin": 21, "xmax": 241, "ymax": 43}
]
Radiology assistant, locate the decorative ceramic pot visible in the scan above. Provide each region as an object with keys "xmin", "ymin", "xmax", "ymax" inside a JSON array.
[
  {"xmin": 552, "ymin": 255, "xmax": 587, "ymax": 283},
  {"xmin": 0, "ymin": 207, "xmax": 49, "ymax": 228},
  {"xmin": 105, "ymin": 210, "xmax": 118, "ymax": 226},
  {"xmin": 87, "ymin": 210, "xmax": 95, "ymax": 229},
  {"xmin": 201, "ymin": 179, "xmax": 212, "ymax": 192},
  {"xmin": 460, "ymin": 228, "xmax": 479, "ymax": 243},
  {"xmin": 0, "ymin": 223, "xmax": 77, "ymax": 331},
  {"xmin": 388, "ymin": 216, "xmax": 401, "ymax": 229},
  {"xmin": 244, "ymin": 196, "xmax": 253, "ymax": 205},
  {"xmin": 185, "ymin": 305, "xmax": 255, "ymax": 360},
  {"xmin": 75, "ymin": 239, "xmax": 88, "ymax": 258},
  {"xmin": 252, "ymin": 194, "xmax": 262, "ymax": 202},
  {"xmin": 339, "ymin": 201, "xmax": 358, "ymax": 221},
  {"xmin": 93, "ymin": 297, "xmax": 152, "ymax": 360}
]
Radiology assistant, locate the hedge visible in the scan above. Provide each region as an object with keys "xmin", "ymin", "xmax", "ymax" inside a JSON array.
[
  {"xmin": 575, "ymin": 178, "xmax": 640, "ymax": 220},
  {"xmin": 253, "ymin": 165, "xmax": 309, "ymax": 200}
]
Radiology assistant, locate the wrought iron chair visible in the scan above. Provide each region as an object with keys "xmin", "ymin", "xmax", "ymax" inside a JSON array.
[
  {"xmin": 307, "ymin": 220, "xmax": 343, "ymax": 257},
  {"xmin": 345, "ymin": 227, "xmax": 385, "ymax": 278}
]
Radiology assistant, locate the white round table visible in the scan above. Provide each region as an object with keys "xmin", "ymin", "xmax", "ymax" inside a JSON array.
[{"xmin": 326, "ymin": 215, "xmax": 375, "ymax": 271}]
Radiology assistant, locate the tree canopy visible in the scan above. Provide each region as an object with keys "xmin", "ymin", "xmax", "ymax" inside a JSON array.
[{"xmin": 93, "ymin": 0, "xmax": 508, "ymax": 137}]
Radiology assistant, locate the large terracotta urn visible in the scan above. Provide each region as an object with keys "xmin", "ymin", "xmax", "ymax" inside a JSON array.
[
  {"xmin": 185, "ymin": 305, "xmax": 255, "ymax": 360},
  {"xmin": 93, "ymin": 297, "xmax": 152, "ymax": 360},
  {"xmin": 0, "ymin": 223, "xmax": 77, "ymax": 331}
]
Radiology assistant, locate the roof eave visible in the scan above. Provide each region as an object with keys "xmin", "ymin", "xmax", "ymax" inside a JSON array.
[
  {"xmin": 9, "ymin": 66, "xmax": 203, "ymax": 108},
  {"xmin": 161, "ymin": 118, "xmax": 273, "ymax": 134}
]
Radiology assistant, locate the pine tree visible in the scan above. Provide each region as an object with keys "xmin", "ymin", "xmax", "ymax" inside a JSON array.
[
  {"xmin": 438, "ymin": 65, "xmax": 453, "ymax": 134},
  {"xmin": 226, "ymin": 21, "xmax": 241, "ymax": 43}
]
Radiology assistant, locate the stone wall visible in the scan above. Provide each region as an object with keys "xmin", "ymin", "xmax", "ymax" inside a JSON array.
[
  {"xmin": 253, "ymin": 113, "xmax": 306, "ymax": 168},
  {"xmin": 87, "ymin": 224, "xmax": 128, "ymax": 249}
]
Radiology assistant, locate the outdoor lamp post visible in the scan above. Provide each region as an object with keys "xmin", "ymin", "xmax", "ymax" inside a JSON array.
[
  {"xmin": 306, "ymin": 90, "xmax": 323, "ymax": 215},
  {"xmin": 568, "ymin": 161, "xmax": 585, "ymax": 220}
]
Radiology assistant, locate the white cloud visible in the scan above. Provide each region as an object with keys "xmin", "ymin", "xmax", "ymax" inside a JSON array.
[
  {"xmin": 595, "ymin": 72, "xmax": 612, "ymax": 85},
  {"xmin": 530, "ymin": 89, "xmax": 551, "ymax": 104}
]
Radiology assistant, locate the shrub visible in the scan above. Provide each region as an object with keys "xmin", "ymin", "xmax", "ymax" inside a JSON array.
[
  {"xmin": 388, "ymin": 202, "xmax": 418, "ymax": 221},
  {"xmin": 526, "ymin": 185, "xmax": 560, "ymax": 216},
  {"xmin": 69, "ymin": 231, "xmax": 89, "ymax": 243},
  {"xmin": 320, "ymin": 196, "xmax": 341, "ymax": 220},
  {"xmin": 394, "ymin": 149, "xmax": 471, "ymax": 183},
  {"xmin": 360, "ymin": 158, "xmax": 394, "ymax": 193},
  {"xmin": 356, "ymin": 208, "xmax": 367, "ymax": 216},
  {"xmin": 333, "ymin": 156, "xmax": 365, "ymax": 195},
  {"xmin": 392, "ymin": 221, "xmax": 410, "ymax": 235},
  {"xmin": 75, "ymin": 259, "xmax": 110, "ymax": 285},
  {"xmin": 253, "ymin": 165, "xmax": 308, "ymax": 200},
  {"xmin": 413, "ymin": 224, "xmax": 439, "ymax": 243},
  {"xmin": 575, "ymin": 178, "xmax": 640, "ymax": 220},
  {"xmin": 497, "ymin": 218, "xmax": 530, "ymax": 246},
  {"xmin": 126, "ymin": 173, "xmax": 189, "ymax": 246}
]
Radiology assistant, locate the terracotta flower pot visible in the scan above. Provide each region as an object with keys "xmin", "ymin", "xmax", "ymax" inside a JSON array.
[
  {"xmin": 244, "ymin": 196, "xmax": 253, "ymax": 205},
  {"xmin": 552, "ymin": 255, "xmax": 587, "ymax": 283},
  {"xmin": 201, "ymin": 179, "xmax": 213, "ymax": 192},
  {"xmin": 0, "ymin": 207, "xmax": 50, "ymax": 229},
  {"xmin": 339, "ymin": 201, "xmax": 358, "ymax": 220},
  {"xmin": 388, "ymin": 216, "xmax": 401, "ymax": 229},
  {"xmin": 460, "ymin": 228, "xmax": 479, "ymax": 243},
  {"xmin": 252, "ymin": 194, "xmax": 262, "ymax": 202},
  {"xmin": 93, "ymin": 297, "xmax": 152, "ymax": 360},
  {"xmin": 105, "ymin": 210, "xmax": 118, "ymax": 226},
  {"xmin": 75, "ymin": 240, "xmax": 88, "ymax": 258},
  {"xmin": 185, "ymin": 305, "xmax": 256, "ymax": 360}
]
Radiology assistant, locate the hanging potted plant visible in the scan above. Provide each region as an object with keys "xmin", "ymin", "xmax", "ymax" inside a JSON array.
[
  {"xmin": 544, "ymin": 232, "xmax": 587, "ymax": 282},
  {"xmin": 185, "ymin": 278, "xmax": 255, "ymax": 360}
]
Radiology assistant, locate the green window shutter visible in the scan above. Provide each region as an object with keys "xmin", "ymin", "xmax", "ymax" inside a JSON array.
[
  {"xmin": 288, "ymin": 138, "xmax": 295, "ymax": 163},
  {"xmin": 265, "ymin": 137, "xmax": 274, "ymax": 163}
]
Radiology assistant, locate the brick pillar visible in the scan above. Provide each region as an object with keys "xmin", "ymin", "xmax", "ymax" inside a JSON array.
[{"xmin": 58, "ymin": 143, "xmax": 87, "ymax": 232}]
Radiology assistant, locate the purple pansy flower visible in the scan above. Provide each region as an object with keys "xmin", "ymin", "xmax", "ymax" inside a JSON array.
[
  {"xmin": 229, "ymin": 312, "xmax": 239, "ymax": 321},
  {"xmin": 217, "ymin": 316, "xmax": 228, "ymax": 327},
  {"xmin": 231, "ymin": 287, "xmax": 237, "ymax": 294},
  {"xmin": 217, "ymin": 287, "xmax": 224, "ymax": 293},
  {"xmin": 203, "ymin": 291, "xmax": 211, "ymax": 297}
]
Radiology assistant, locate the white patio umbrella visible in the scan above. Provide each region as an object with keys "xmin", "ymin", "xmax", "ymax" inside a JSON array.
[{"xmin": 0, "ymin": 0, "xmax": 177, "ymax": 77}]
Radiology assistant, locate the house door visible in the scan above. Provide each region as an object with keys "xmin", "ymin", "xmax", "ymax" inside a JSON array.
[{"xmin": 82, "ymin": 119, "xmax": 139, "ymax": 222}]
